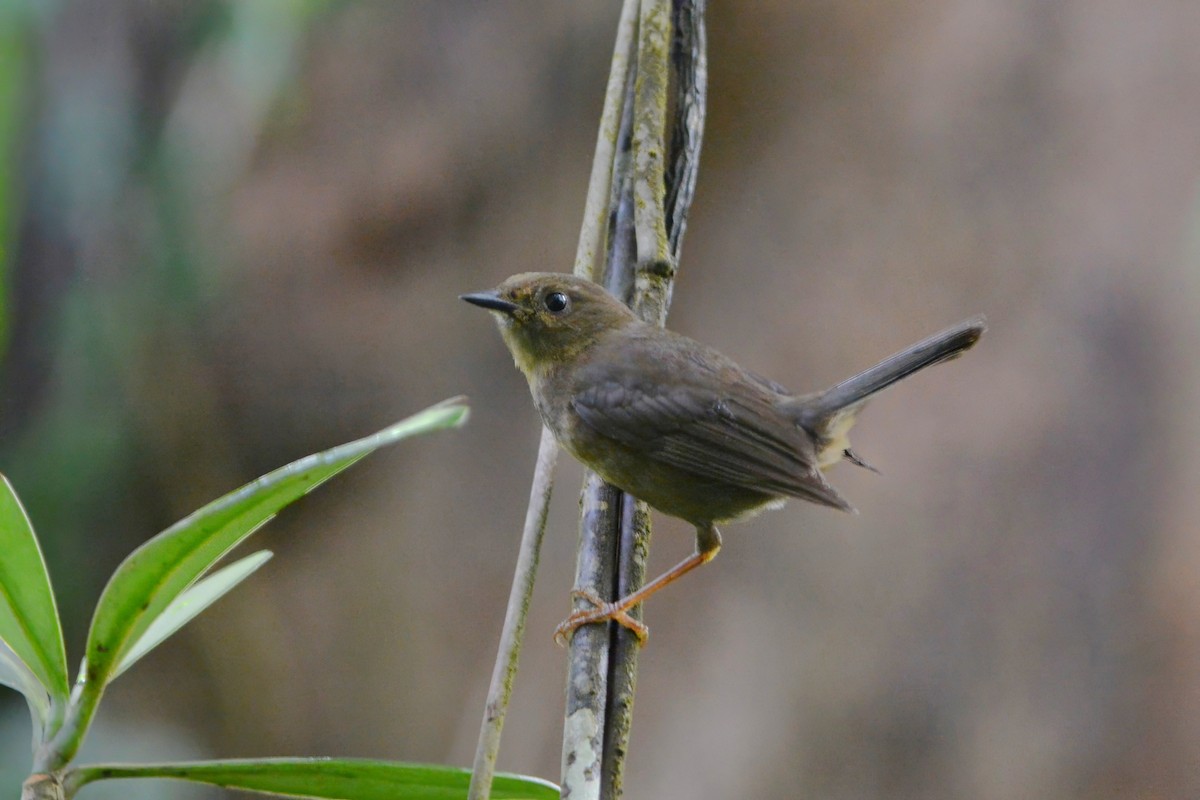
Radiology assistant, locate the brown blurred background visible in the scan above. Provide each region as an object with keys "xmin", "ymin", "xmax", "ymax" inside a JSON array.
[{"xmin": 2, "ymin": 1, "xmax": 1200, "ymax": 798}]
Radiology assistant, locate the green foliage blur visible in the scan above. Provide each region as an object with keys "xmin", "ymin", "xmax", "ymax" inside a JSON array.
[{"xmin": 0, "ymin": 2, "xmax": 342, "ymax": 643}]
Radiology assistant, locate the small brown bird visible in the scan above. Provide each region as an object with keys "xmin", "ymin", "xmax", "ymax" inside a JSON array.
[{"xmin": 463, "ymin": 273, "xmax": 984, "ymax": 644}]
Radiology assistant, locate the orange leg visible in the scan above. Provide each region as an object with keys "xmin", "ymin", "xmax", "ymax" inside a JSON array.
[{"xmin": 554, "ymin": 525, "xmax": 722, "ymax": 646}]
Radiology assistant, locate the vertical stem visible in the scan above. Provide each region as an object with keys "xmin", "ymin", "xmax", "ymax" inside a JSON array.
[
  {"xmin": 562, "ymin": 1, "xmax": 705, "ymax": 798},
  {"xmin": 36, "ymin": 673, "xmax": 101, "ymax": 773},
  {"xmin": 665, "ymin": 0, "xmax": 708, "ymax": 265},
  {"xmin": 631, "ymin": 0, "xmax": 671, "ymax": 271},
  {"xmin": 601, "ymin": 2, "xmax": 708, "ymax": 797},
  {"xmin": 470, "ymin": 3, "xmax": 639, "ymax": 798},
  {"xmin": 561, "ymin": 476, "xmax": 622, "ymax": 799},
  {"xmin": 574, "ymin": 0, "xmax": 642, "ymax": 281},
  {"xmin": 592, "ymin": 3, "xmax": 671, "ymax": 798},
  {"xmin": 558, "ymin": 2, "xmax": 642, "ymax": 798},
  {"xmin": 467, "ymin": 430, "xmax": 558, "ymax": 800},
  {"xmin": 21, "ymin": 773, "xmax": 64, "ymax": 800},
  {"xmin": 597, "ymin": 495, "xmax": 650, "ymax": 800}
]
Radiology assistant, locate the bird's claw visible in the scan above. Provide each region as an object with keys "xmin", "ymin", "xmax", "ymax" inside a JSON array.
[{"xmin": 553, "ymin": 590, "xmax": 649, "ymax": 647}]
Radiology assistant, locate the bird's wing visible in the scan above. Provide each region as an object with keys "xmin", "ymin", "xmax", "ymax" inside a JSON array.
[{"xmin": 571, "ymin": 374, "xmax": 851, "ymax": 511}]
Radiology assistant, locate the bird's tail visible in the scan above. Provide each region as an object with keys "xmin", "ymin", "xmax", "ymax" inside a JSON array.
[{"xmin": 787, "ymin": 315, "xmax": 986, "ymax": 469}]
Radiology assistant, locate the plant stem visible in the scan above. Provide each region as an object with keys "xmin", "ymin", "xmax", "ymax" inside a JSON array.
[
  {"xmin": 599, "ymin": 7, "xmax": 705, "ymax": 797},
  {"xmin": 21, "ymin": 773, "xmax": 64, "ymax": 800},
  {"xmin": 35, "ymin": 677, "xmax": 99, "ymax": 773},
  {"xmin": 467, "ymin": 430, "xmax": 558, "ymax": 800},
  {"xmin": 630, "ymin": 0, "xmax": 671, "ymax": 272},
  {"xmin": 468, "ymin": 3, "xmax": 639, "ymax": 798},
  {"xmin": 574, "ymin": 0, "xmax": 642, "ymax": 280},
  {"xmin": 560, "ymin": 1, "xmax": 707, "ymax": 798},
  {"xmin": 558, "ymin": 7, "xmax": 642, "ymax": 800},
  {"xmin": 665, "ymin": 0, "xmax": 708, "ymax": 264}
]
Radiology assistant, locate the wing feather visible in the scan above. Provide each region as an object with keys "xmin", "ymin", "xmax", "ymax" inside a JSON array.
[{"xmin": 571, "ymin": 376, "xmax": 850, "ymax": 510}]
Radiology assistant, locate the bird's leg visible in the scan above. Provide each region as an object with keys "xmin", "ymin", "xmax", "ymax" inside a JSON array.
[
  {"xmin": 558, "ymin": 589, "xmax": 649, "ymax": 646},
  {"xmin": 553, "ymin": 525, "xmax": 722, "ymax": 646}
]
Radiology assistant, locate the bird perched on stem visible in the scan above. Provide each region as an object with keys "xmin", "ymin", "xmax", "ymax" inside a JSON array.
[{"xmin": 462, "ymin": 273, "xmax": 984, "ymax": 644}]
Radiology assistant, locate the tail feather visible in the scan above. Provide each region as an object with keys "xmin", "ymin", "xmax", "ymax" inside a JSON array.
[{"xmin": 789, "ymin": 315, "xmax": 986, "ymax": 464}]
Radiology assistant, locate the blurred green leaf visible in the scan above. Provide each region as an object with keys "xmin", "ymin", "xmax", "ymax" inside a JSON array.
[
  {"xmin": 0, "ymin": 638, "xmax": 50, "ymax": 744},
  {"xmin": 0, "ymin": 14, "xmax": 33, "ymax": 360},
  {"xmin": 112, "ymin": 550, "xmax": 274, "ymax": 679},
  {"xmin": 0, "ymin": 474, "xmax": 68, "ymax": 711},
  {"xmin": 83, "ymin": 397, "xmax": 468, "ymax": 691},
  {"xmin": 68, "ymin": 758, "xmax": 559, "ymax": 800},
  {"xmin": 39, "ymin": 398, "xmax": 469, "ymax": 769}
]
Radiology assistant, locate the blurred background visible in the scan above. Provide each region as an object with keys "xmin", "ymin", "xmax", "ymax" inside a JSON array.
[{"xmin": 2, "ymin": 1, "xmax": 1199, "ymax": 798}]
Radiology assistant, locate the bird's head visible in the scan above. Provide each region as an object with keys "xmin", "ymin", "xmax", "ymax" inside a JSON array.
[{"xmin": 461, "ymin": 272, "xmax": 638, "ymax": 377}]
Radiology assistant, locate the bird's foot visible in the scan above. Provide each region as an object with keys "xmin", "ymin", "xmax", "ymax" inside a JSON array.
[{"xmin": 553, "ymin": 589, "xmax": 649, "ymax": 647}]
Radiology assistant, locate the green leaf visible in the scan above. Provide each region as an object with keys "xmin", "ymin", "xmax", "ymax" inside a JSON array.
[
  {"xmin": 67, "ymin": 758, "xmax": 559, "ymax": 800},
  {"xmin": 0, "ymin": 474, "xmax": 68, "ymax": 707},
  {"xmin": 83, "ymin": 397, "xmax": 468, "ymax": 691},
  {"xmin": 0, "ymin": 638, "xmax": 50, "ymax": 743},
  {"xmin": 112, "ymin": 550, "xmax": 274, "ymax": 678},
  {"xmin": 38, "ymin": 398, "xmax": 468, "ymax": 770}
]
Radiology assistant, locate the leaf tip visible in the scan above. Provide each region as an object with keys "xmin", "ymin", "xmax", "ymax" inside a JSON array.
[{"xmin": 428, "ymin": 395, "xmax": 470, "ymax": 428}]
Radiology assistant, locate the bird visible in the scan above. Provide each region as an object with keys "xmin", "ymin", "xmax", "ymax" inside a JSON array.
[{"xmin": 462, "ymin": 272, "xmax": 985, "ymax": 644}]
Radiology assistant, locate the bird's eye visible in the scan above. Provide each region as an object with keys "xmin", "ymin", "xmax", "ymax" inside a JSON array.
[{"xmin": 544, "ymin": 292, "xmax": 570, "ymax": 313}]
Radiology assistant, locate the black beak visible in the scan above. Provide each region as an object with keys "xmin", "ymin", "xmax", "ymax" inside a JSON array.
[{"xmin": 460, "ymin": 291, "xmax": 520, "ymax": 314}]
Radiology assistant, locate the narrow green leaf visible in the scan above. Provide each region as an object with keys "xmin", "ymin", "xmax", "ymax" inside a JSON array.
[
  {"xmin": 38, "ymin": 398, "xmax": 468, "ymax": 770},
  {"xmin": 67, "ymin": 758, "xmax": 559, "ymax": 800},
  {"xmin": 0, "ymin": 638, "xmax": 50, "ymax": 743},
  {"xmin": 0, "ymin": 474, "xmax": 68, "ymax": 704},
  {"xmin": 35, "ymin": 398, "xmax": 465, "ymax": 767},
  {"xmin": 113, "ymin": 550, "xmax": 274, "ymax": 678},
  {"xmin": 84, "ymin": 397, "xmax": 468, "ymax": 690}
]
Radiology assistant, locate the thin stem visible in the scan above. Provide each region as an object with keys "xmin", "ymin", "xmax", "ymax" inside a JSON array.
[
  {"xmin": 600, "ymin": 4, "xmax": 700, "ymax": 796},
  {"xmin": 593, "ymin": 2, "xmax": 673, "ymax": 796},
  {"xmin": 574, "ymin": 0, "xmax": 642, "ymax": 281},
  {"xmin": 467, "ymin": 429, "xmax": 558, "ymax": 800},
  {"xmin": 468, "ymin": 3, "xmax": 639, "ymax": 799},
  {"xmin": 631, "ymin": 0, "xmax": 671, "ymax": 272},
  {"xmin": 561, "ymin": 476, "xmax": 624, "ymax": 800},
  {"xmin": 597, "ymin": 496, "xmax": 649, "ymax": 800},
  {"xmin": 557, "ymin": 3, "xmax": 642, "ymax": 800},
  {"xmin": 563, "ymin": 0, "xmax": 711, "ymax": 797},
  {"xmin": 35, "ymin": 674, "xmax": 101, "ymax": 773},
  {"xmin": 21, "ymin": 773, "xmax": 63, "ymax": 800},
  {"xmin": 665, "ymin": 0, "xmax": 708, "ymax": 264},
  {"xmin": 562, "ymin": 1, "xmax": 705, "ymax": 797}
]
